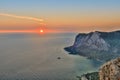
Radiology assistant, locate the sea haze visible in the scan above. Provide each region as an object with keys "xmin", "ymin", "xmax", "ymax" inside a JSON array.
[{"xmin": 0, "ymin": 33, "xmax": 102, "ymax": 80}]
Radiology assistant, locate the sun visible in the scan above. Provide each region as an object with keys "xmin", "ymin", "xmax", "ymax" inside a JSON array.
[{"xmin": 40, "ymin": 29, "xmax": 43, "ymax": 33}]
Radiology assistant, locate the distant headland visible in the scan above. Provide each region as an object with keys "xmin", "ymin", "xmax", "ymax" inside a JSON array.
[{"xmin": 64, "ymin": 30, "xmax": 120, "ymax": 62}]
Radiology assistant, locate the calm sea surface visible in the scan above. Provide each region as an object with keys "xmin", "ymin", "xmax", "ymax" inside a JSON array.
[{"xmin": 0, "ymin": 33, "xmax": 102, "ymax": 80}]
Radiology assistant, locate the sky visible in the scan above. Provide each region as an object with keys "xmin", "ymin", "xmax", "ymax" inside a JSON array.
[{"xmin": 0, "ymin": 0, "xmax": 120, "ymax": 33}]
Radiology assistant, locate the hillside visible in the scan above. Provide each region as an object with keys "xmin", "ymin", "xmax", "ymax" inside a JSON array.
[
  {"xmin": 64, "ymin": 30, "xmax": 120, "ymax": 61},
  {"xmin": 78, "ymin": 57, "xmax": 120, "ymax": 80}
]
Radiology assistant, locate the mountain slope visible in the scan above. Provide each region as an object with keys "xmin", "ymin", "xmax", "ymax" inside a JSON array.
[{"xmin": 64, "ymin": 30, "xmax": 120, "ymax": 61}]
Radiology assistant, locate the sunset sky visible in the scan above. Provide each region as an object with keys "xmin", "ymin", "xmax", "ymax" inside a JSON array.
[{"xmin": 0, "ymin": 0, "xmax": 120, "ymax": 33}]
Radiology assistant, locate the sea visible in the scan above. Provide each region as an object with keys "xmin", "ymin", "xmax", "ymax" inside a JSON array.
[{"xmin": 0, "ymin": 33, "xmax": 102, "ymax": 80}]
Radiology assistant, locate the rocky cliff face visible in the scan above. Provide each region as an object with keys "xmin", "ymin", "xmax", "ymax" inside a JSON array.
[
  {"xmin": 64, "ymin": 30, "xmax": 120, "ymax": 61},
  {"xmin": 73, "ymin": 31, "xmax": 110, "ymax": 51},
  {"xmin": 78, "ymin": 57, "xmax": 120, "ymax": 80},
  {"xmin": 99, "ymin": 57, "xmax": 120, "ymax": 80}
]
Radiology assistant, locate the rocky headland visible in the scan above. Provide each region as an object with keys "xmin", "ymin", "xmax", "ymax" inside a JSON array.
[{"xmin": 64, "ymin": 30, "xmax": 120, "ymax": 61}]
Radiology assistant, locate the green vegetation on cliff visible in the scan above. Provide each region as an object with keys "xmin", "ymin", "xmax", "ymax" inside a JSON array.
[{"xmin": 77, "ymin": 72, "xmax": 99, "ymax": 80}]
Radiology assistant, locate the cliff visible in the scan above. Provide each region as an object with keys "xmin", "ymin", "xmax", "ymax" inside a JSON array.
[
  {"xmin": 72, "ymin": 31, "xmax": 110, "ymax": 51},
  {"xmin": 99, "ymin": 57, "xmax": 120, "ymax": 80},
  {"xmin": 64, "ymin": 30, "xmax": 120, "ymax": 61},
  {"xmin": 78, "ymin": 57, "xmax": 120, "ymax": 80}
]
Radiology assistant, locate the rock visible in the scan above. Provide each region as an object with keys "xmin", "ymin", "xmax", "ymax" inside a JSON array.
[
  {"xmin": 74, "ymin": 31, "xmax": 110, "ymax": 51},
  {"xmin": 57, "ymin": 57, "xmax": 61, "ymax": 59},
  {"xmin": 99, "ymin": 57, "xmax": 120, "ymax": 80},
  {"xmin": 65, "ymin": 31, "xmax": 111, "ymax": 53},
  {"xmin": 81, "ymin": 76, "xmax": 88, "ymax": 80},
  {"xmin": 64, "ymin": 30, "xmax": 120, "ymax": 61},
  {"xmin": 78, "ymin": 57, "xmax": 120, "ymax": 80}
]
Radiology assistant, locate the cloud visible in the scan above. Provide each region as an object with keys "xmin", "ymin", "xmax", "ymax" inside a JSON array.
[{"xmin": 0, "ymin": 13, "xmax": 44, "ymax": 22}]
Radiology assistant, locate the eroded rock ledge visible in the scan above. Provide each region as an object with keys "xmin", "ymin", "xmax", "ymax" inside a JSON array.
[{"xmin": 99, "ymin": 57, "xmax": 120, "ymax": 80}]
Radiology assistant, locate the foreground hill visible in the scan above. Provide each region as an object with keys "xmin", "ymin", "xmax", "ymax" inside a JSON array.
[
  {"xmin": 64, "ymin": 30, "xmax": 120, "ymax": 61},
  {"xmin": 99, "ymin": 57, "xmax": 120, "ymax": 80},
  {"xmin": 78, "ymin": 57, "xmax": 120, "ymax": 80}
]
